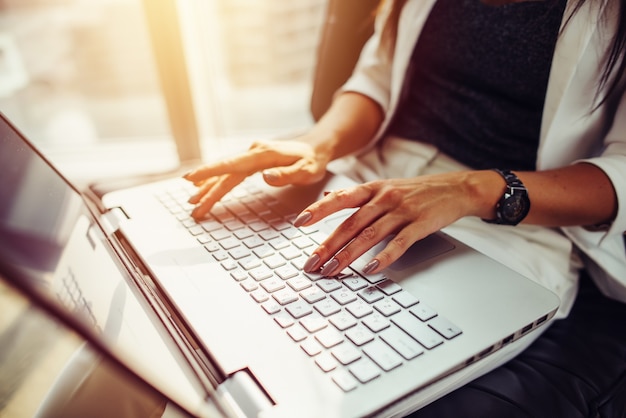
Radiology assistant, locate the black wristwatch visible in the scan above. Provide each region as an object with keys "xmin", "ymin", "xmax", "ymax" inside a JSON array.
[{"xmin": 483, "ymin": 169, "xmax": 531, "ymax": 226}]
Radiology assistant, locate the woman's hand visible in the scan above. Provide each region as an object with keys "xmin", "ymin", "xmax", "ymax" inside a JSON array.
[
  {"xmin": 296, "ymin": 170, "xmax": 501, "ymax": 276},
  {"xmin": 183, "ymin": 139, "xmax": 331, "ymax": 220}
]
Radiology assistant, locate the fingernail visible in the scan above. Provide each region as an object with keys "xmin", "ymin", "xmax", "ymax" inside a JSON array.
[
  {"xmin": 320, "ymin": 258, "xmax": 340, "ymax": 277},
  {"xmin": 303, "ymin": 253, "xmax": 320, "ymax": 273},
  {"xmin": 362, "ymin": 259, "xmax": 379, "ymax": 275},
  {"xmin": 294, "ymin": 211, "xmax": 312, "ymax": 227},
  {"xmin": 263, "ymin": 170, "xmax": 279, "ymax": 182},
  {"xmin": 323, "ymin": 190, "xmax": 331, "ymax": 196}
]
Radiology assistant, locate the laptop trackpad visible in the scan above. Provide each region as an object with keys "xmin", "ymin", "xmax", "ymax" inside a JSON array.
[{"xmin": 388, "ymin": 233, "xmax": 455, "ymax": 272}]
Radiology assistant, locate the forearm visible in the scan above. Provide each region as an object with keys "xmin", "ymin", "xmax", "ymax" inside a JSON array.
[
  {"xmin": 470, "ymin": 163, "xmax": 618, "ymax": 227},
  {"xmin": 302, "ymin": 92, "xmax": 384, "ymax": 163}
]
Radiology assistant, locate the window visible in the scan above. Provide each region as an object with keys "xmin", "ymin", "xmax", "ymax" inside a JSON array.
[
  {"xmin": 168, "ymin": 0, "xmax": 325, "ymax": 157},
  {"xmin": 0, "ymin": 0, "xmax": 178, "ymax": 181},
  {"xmin": 0, "ymin": 0, "xmax": 327, "ymax": 180}
]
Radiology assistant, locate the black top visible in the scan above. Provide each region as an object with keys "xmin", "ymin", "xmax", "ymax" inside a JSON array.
[{"xmin": 387, "ymin": 0, "xmax": 567, "ymax": 170}]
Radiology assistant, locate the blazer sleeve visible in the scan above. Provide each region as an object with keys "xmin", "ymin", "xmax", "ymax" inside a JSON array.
[{"xmin": 563, "ymin": 87, "xmax": 626, "ymax": 302}]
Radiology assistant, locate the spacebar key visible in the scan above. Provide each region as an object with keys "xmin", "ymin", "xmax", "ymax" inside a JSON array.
[{"xmin": 391, "ymin": 312, "xmax": 443, "ymax": 349}]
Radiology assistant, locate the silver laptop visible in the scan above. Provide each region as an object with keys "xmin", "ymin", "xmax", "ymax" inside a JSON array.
[{"xmin": 0, "ymin": 112, "xmax": 559, "ymax": 417}]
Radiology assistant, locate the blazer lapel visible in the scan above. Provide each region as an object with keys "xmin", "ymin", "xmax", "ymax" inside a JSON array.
[{"xmin": 540, "ymin": 0, "xmax": 605, "ymax": 142}]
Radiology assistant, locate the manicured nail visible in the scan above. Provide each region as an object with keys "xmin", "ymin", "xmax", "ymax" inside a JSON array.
[
  {"xmin": 263, "ymin": 170, "xmax": 279, "ymax": 182},
  {"xmin": 320, "ymin": 258, "xmax": 340, "ymax": 277},
  {"xmin": 294, "ymin": 211, "xmax": 312, "ymax": 227},
  {"xmin": 362, "ymin": 259, "xmax": 379, "ymax": 275},
  {"xmin": 303, "ymin": 253, "xmax": 320, "ymax": 273}
]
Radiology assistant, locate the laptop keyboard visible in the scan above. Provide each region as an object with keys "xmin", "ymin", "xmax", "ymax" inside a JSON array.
[{"xmin": 156, "ymin": 177, "xmax": 463, "ymax": 392}]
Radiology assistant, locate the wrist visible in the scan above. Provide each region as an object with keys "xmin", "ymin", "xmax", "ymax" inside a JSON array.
[{"xmin": 464, "ymin": 170, "xmax": 508, "ymax": 220}]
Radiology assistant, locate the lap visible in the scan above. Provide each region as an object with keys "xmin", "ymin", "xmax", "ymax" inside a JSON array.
[{"xmin": 408, "ymin": 270, "xmax": 626, "ymax": 417}]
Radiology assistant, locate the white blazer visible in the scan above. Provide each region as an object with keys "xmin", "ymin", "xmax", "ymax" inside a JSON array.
[{"xmin": 341, "ymin": 0, "xmax": 626, "ymax": 301}]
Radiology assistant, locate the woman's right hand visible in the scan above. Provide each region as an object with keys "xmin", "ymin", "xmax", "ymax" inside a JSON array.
[{"xmin": 183, "ymin": 138, "xmax": 331, "ymax": 220}]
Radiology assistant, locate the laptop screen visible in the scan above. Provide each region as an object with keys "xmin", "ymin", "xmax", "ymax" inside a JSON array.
[
  {"xmin": 0, "ymin": 115, "xmax": 83, "ymax": 288},
  {"xmin": 0, "ymin": 113, "xmax": 220, "ymax": 417}
]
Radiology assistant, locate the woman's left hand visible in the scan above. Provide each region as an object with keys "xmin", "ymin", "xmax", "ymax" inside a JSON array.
[{"xmin": 296, "ymin": 171, "xmax": 499, "ymax": 276}]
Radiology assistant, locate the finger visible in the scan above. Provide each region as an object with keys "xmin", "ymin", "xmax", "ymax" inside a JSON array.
[
  {"xmin": 317, "ymin": 209, "xmax": 405, "ymax": 276},
  {"xmin": 297, "ymin": 186, "xmax": 375, "ymax": 227},
  {"xmin": 188, "ymin": 177, "xmax": 220, "ymax": 204},
  {"xmin": 262, "ymin": 159, "xmax": 325, "ymax": 187},
  {"xmin": 363, "ymin": 224, "xmax": 426, "ymax": 274},
  {"xmin": 183, "ymin": 155, "xmax": 260, "ymax": 183},
  {"xmin": 190, "ymin": 174, "xmax": 246, "ymax": 220}
]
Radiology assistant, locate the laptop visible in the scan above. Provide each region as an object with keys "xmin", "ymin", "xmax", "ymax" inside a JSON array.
[{"xmin": 0, "ymin": 112, "xmax": 559, "ymax": 417}]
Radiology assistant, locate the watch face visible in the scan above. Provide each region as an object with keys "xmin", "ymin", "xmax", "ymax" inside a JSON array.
[{"xmin": 502, "ymin": 192, "xmax": 530, "ymax": 222}]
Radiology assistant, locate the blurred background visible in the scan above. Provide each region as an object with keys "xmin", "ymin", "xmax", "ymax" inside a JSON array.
[
  {"xmin": 0, "ymin": 2, "xmax": 327, "ymax": 415},
  {"xmin": 0, "ymin": 0, "xmax": 326, "ymax": 182}
]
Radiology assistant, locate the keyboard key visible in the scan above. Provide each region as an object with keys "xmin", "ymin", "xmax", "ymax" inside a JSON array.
[
  {"xmin": 292, "ymin": 236, "xmax": 314, "ymax": 249},
  {"xmin": 391, "ymin": 311, "xmax": 444, "ymax": 349},
  {"xmin": 315, "ymin": 327, "xmax": 344, "ymax": 348},
  {"xmin": 273, "ymin": 313, "xmax": 294, "ymax": 328},
  {"xmin": 263, "ymin": 254, "xmax": 286, "ymax": 269},
  {"xmin": 342, "ymin": 276, "xmax": 369, "ymax": 292},
  {"xmin": 330, "ymin": 288, "xmax": 358, "ymax": 305},
  {"xmin": 230, "ymin": 269, "xmax": 248, "ymax": 282},
  {"xmin": 287, "ymin": 324, "xmax": 308, "ymax": 342},
  {"xmin": 240, "ymin": 258, "xmax": 262, "ymax": 271},
  {"xmin": 211, "ymin": 229, "xmax": 232, "ymax": 241},
  {"xmin": 332, "ymin": 370, "xmax": 358, "ymax": 392},
  {"xmin": 275, "ymin": 265, "xmax": 299, "ymax": 280},
  {"xmin": 234, "ymin": 228, "xmax": 254, "ymax": 240},
  {"xmin": 349, "ymin": 358, "xmax": 381, "ymax": 384},
  {"xmin": 332, "ymin": 344, "xmax": 362, "ymax": 365},
  {"xmin": 392, "ymin": 291, "xmax": 419, "ymax": 308},
  {"xmin": 359, "ymin": 286, "xmax": 385, "ymax": 304},
  {"xmin": 314, "ymin": 298, "xmax": 341, "ymax": 317},
  {"xmin": 229, "ymin": 247, "xmax": 251, "ymax": 260},
  {"xmin": 345, "ymin": 299, "xmax": 374, "ymax": 319},
  {"xmin": 377, "ymin": 279, "xmax": 402, "ymax": 295},
  {"xmin": 301, "ymin": 338, "xmax": 323, "ymax": 356},
  {"xmin": 240, "ymin": 280, "xmax": 258, "ymax": 292},
  {"xmin": 243, "ymin": 236, "xmax": 265, "ymax": 249},
  {"xmin": 345, "ymin": 325, "xmax": 375, "ymax": 346},
  {"xmin": 281, "ymin": 229, "xmax": 302, "ymax": 240},
  {"xmin": 315, "ymin": 352, "xmax": 338, "ymax": 372},
  {"xmin": 329, "ymin": 312, "xmax": 357, "ymax": 331},
  {"xmin": 272, "ymin": 288, "xmax": 298, "ymax": 305},
  {"xmin": 261, "ymin": 300, "xmax": 281, "ymax": 315},
  {"xmin": 260, "ymin": 278, "xmax": 285, "ymax": 293},
  {"xmin": 286, "ymin": 300, "xmax": 313, "ymax": 319},
  {"xmin": 362, "ymin": 312, "xmax": 391, "ymax": 333},
  {"xmin": 374, "ymin": 298, "xmax": 402, "ymax": 317},
  {"xmin": 410, "ymin": 303, "xmax": 438, "ymax": 321},
  {"xmin": 287, "ymin": 276, "xmax": 312, "ymax": 292},
  {"xmin": 250, "ymin": 289, "xmax": 269, "ymax": 303},
  {"xmin": 428, "ymin": 316, "xmax": 463, "ymax": 340},
  {"xmin": 300, "ymin": 315, "xmax": 328, "ymax": 333},
  {"xmin": 363, "ymin": 339, "xmax": 403, "ymax": 371},
  {"xmin": 318, "ymin": 279, "xmax": 342, "ymax": 293},
  {"xmin": 253, "ymin": 244, "xmax": 274, "ymax": 258},
  {"xmin": 300, "ymin": 286, "xmax": 326, "ymax": 304},
  {"xmin": 279, "ymin": 246, "xmax": 302, "ymax": 260},
  {"xmin": 379, "ymin": 327, "xmax": 424, "ymax": 360}
]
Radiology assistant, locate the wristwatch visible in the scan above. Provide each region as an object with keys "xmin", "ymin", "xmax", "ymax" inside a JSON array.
[{"xmin": 483, "ymin": 169, "xmax": 531, "ymax": 226}]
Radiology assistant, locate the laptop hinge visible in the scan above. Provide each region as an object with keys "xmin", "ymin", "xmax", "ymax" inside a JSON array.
[
  {"xmin": 216, "ymin": 370, "xmax": 273, "ymax": 417},
  {"xmin": 99, "ymin": 207, "xmax": 128, "ymax": 236}
]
